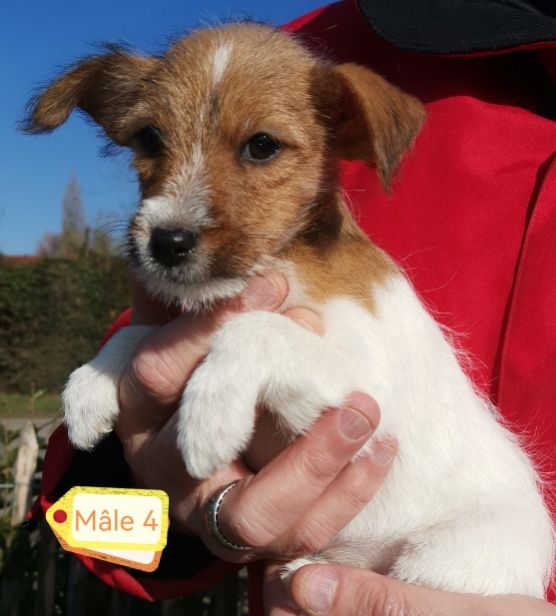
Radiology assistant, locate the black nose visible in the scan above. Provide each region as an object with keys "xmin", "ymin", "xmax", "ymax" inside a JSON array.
[{"xmin": 150, "ymin": 227, "xmax": 198, "ymax": 267}]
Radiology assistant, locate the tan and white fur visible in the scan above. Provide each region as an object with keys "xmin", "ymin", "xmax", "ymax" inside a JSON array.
[{"xmin": 26, "ymin": 23, "xmax": 554, "ymax": 597}]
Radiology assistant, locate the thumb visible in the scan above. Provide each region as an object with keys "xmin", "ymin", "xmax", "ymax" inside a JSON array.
[
  {"xmin": 290, "ymin": 565, "xmax": 469, "ymax": 616},
  {"xmin": 291, "ymin": 565, "xmax": 551, "ymax": 616}
]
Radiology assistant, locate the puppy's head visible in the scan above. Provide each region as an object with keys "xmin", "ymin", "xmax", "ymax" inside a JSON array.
[{"xmin": 25, "ymin": 23, "xmax": 424, "ymax": 309}]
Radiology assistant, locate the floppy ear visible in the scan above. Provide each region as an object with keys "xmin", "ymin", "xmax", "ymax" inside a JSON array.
[
  {"xmin": 23, "ymin": 48, "xmax": 157, "ymax": 144},
  {"xmin": 316, "ymin": 63, "xmax": 425, "ymax": 188}
]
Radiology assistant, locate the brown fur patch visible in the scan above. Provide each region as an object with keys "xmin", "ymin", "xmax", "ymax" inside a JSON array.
[
  {"xmin": 312, "ymin": 63, "xmax": 426, "ymax": 189},
  {"xmin": 24, "ymin": 51, "xmax": 158, "ymax": 140},
  {"xmin": 283, "ymin": 200, "xmax": 397, "ymax": 312}
]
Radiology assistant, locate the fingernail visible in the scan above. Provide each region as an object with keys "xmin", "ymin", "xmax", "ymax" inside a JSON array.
[
  {"xmin": 241, "ymin": 275, "xmax": 280, "ymax": 310},
  {"xmin": 295, "ymin": 318, "xmax": 317, "ymax": 332},
  {"xmin": 340, "ymin": 392, "xmax": 377, "ymax": 440},
  {"xmin": 303, "ymin": 568, "xmax": 338, "ymax": 613},
  {"xmin": 340, "ymin": 409, "xmax": 372, "ymax": 441},
  {"xmin": 371, "ymin": 436, "xmax": 397, "ymax": 465},
  {"xmin": 284, "ymin": 307, "xmax": 324, "ymax": 335}
]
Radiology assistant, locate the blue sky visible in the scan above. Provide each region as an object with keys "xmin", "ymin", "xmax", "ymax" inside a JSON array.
[{"xmin": 1, "ymin": 0, "xmax": 326, "ymax": 255}]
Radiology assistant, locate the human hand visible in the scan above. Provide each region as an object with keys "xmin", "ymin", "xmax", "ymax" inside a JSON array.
[
  {"xmin": 287, "ymin": 564, "xmax": 556, "ymax": 615},
  {"xmin": 116, "ymin": 271, "xmax": 396, "ymax": 564},
  {"xmin": 117, "ymin": 270, "xmax": 289, "ymax": 539}
]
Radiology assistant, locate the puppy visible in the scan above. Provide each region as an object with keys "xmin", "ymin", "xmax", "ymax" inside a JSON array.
[{"xmin": 26, "ymin": 23, "xmax": 554, "ymax": 596}]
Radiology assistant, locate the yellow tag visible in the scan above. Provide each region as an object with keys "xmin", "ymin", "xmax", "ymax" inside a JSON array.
[
  {"xmin": 46, "ymin": 486, "xmax": 169, "ymax": 552},
  {"xmin": 50, "ymin": 524, "xmax": 163, "ymax": 572}
]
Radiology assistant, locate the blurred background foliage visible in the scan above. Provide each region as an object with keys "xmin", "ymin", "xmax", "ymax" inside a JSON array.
[
  {"xmin": 0, "ymin": 255, "xmax": 129, "ymax": 394},
  {"xmin": 0, "ymin": 173, "xmax": 130, "ymax": 396}
]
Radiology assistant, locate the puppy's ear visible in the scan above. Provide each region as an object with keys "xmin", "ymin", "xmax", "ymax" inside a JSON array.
[
  {"xmin": 315, "ymin": 63, "xmax": 425, "ymax": 188},
  {"xmin": 23, "ymin": 49, "xmax": 157, "ymax": 143}
]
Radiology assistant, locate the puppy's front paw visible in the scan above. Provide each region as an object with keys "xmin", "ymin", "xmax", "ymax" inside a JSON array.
[
  {"xmin": 63, "ymin": 324, "xmax": 155, "ymax": 451},
  {"xmin": 62, "ymin": 363, "xmax": 120, "ymax": 450},
  {"xmin": 177, "ymin": 355, "xmax": 259, "ymax": 479}
]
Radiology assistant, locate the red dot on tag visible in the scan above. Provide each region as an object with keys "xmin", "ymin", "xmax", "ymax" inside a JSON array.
[{"xmin": 53, "ymin": 509, "xmax": 67, "ymax": 523}]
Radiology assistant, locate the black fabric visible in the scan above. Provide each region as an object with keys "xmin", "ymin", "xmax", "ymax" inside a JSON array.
[
  {"xmin": 356, "ymin": 0, "xmax": 556, "ymax": 54},
  {"xmin": 59, "ymin": 433, "xmax": 216, "ymax": 580}
]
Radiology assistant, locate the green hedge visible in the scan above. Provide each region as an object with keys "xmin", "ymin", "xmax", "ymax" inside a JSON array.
[{"xmin": 0, "ymin": 257, "xmax": 130, "ymax": 393}]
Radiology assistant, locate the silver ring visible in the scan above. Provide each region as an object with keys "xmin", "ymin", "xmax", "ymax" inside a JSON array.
[{"xmin": 204, "ymin": 480, "xmax": 253, "ymax": 552}]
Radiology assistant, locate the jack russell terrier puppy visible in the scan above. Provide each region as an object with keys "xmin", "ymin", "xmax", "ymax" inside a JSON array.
[{"xmin": 26, "ymin": 23, "xmax": 554, "ymax": 597}]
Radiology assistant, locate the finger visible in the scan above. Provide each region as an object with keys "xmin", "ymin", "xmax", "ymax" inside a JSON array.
[
  {"xmin": 291, "ymin": 565, "xmax": 418, "ymax": 615},
  {"xmin": 290, "ymin": 565, "xmax": 493, "ymax": 616},
  {"xmin": 132, "ymin": 270, "xmax": 288, "ymax": 405},
  {"xmin": 291, "ymin": 565, "xmax": 555, "ymax": 616},
  {"xmin": 117, "ymin": 271, "xmax": 289, "ymax": 435},
  {"xmin": 281, "ymin": 435, "xmax": 397, "ymax": 557},
  {"xmin": 291, "ymin": 565, "xmax": 396, "ymax": 615},
  {"xmin": 283, "ymin": 306, "xmax": 325, "ymax": 335},
  {"xmin": 217, "ymin": 393, "xmax": 380, "ymax": 551}
]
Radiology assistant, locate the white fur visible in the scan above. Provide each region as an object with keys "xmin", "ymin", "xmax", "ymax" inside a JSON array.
[
  {"xmin": 62, "ymin": 325, "xmax": 155, "ymax": 450},
  {"xmin": 211, "ymin": 44, "xmax": 232, "ymax": 86},
  {"xmin": 177, "ymin": 310, "xmax": 359, "ymax": 478},
  {"xmin": 166, "ymin": 143, "xmax": 207, "ymax": 206},
  {"xmin": 176, "ymin": 273, "xmax": 554, "ymax": 597},
  {"xmin": 63, "ymin": 269, "xmax": 554, "ymax": 597},
  {"xmin": 134, "ymin": 145, "xmax": 210, "ymax": 240}
]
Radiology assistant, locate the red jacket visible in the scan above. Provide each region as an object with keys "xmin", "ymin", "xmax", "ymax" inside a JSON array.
[{"xmin": 33, "ymin": 0, "xmax": 556, "ymax": 610}]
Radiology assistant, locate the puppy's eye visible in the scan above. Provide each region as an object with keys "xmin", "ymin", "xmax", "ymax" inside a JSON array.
[
  {"xmin": 135, "ymin": 125, "xmax": 164, "ymax": 156},
  {"xmin": 242, "ymin": 133, "xmax": 281, "ymax": 162}
]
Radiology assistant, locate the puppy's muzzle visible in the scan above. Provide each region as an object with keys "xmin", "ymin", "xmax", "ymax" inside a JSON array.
[{"xmin": 149, "ymin": 226, "xmax": 198, "ymax": 267}]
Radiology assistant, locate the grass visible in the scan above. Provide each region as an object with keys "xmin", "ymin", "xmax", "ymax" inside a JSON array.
[{"xmin": 0, "ymin": 392, "xmax": 61, "ymax": 418}]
